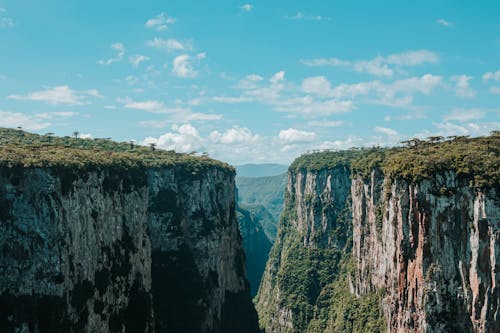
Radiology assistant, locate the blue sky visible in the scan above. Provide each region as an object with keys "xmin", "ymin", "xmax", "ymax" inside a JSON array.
[{"xmin": 0, "ymin": 0, "xmax": 499, "ymax": 164}]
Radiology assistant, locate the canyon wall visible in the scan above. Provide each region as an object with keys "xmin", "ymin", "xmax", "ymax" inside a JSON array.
[
  {"xmin": 0, "ymin": 164, "xmax": 258, "ymax": 333},
  {"xmin": 256, "ymin": 143, "xmax": 499, "ymax": 333}
]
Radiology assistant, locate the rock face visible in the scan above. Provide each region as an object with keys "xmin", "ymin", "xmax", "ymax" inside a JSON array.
[
  {"xmin": 256, "ymin": 163, "xmax": 499, "ymax": 332},
  {"xmin": 236, "ymin": 205, "xmax": 272, "ymax": 296},
  {"xmin": 352, "ymin": 170, "xmax": 499, "ymax": 332},
  {"xmin": 0, "ymin": 165, "xmax": 259, "ymax": 333}
]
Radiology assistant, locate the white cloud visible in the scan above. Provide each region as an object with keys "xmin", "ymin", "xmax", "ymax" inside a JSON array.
[
  {"xmin": 145, "ymin": 13, "xmax": 176, "ymax": 31},
  {"xmin": 124, "ymin": 98, "xmax": 221, "ymax": 122},
  {"xmin": 0, "ymin": 110, "xmax": 78, "ymax": 131},
  {"xmin": 490, "ymin": 86, "xmax": 500, "ymax": 95},
  {"xmin": 444, "ymin": 109, "xmax": 484, "ymax": 122},
  {"xmin": 287, "ymin": 12, "xmax": 331, "ymax": 21},
  {"xmin": 302, "ymin": 76, "xmax": 333, "ymax": 97},
  {"xmin": 210, "ymin": 126, "xmax": 259, "ymax": 144},
  {"xmin": 240, "ymin": 4, "xmax": 253, "ymax": 11},
  {"xmin": 279, "ymin": 128, "xmax": 317, "ymax": 143},
  {"xmin": 80, "ymin": 133, "xmax": 93, "ymax": 139},
  {"xmin": 8, "ymin": 86, "xmax": 100, "ymax": 105},
  {"xmin": 307, "ymin": 120, "xmax": 344, "ymax": 127},
  {"xmin": 212, "ymin": 96, "xmax": 252, "ymax": 103},
  {"xmin": 301, "ymin": 50, "xmax": 438, "ymax": 77},
  {"xmin": 98, "ymin": 42, "xmax": 125, "ymax": 65},
  {"xmin": 483, "ymin": 70, "xmax": 500, "ymax": 81},
  {"xmin": 146, "ymin": 37, "xmax": 185, "ymax": 52},
  {"xmin": 0, "ymin": 111, "xmax": 50, "ymax": 130},
  {"xmin": 436, "ymin": 19, "xmax": 453, "ymax": 27},
  {"xmin": 143, "ymin": 124, "xmax": 204, "ymax": 152},
  {"xmin": 1, "ymin": 17, "xmax": 14, "ymax": 28},
  {"xmin": 300, "ymin": 58, "xmax": 349, "ymax": 67},
  {"xmin": 451, "ymin": 75, "xmax": 476, "ymax": 98},
  {"xmin": 125, "ymin": 100, "xmax": 167, "ymax": 113},
  {"xmin": 374, "ymin": 126, "xmax": 399, "ymax": 136},
  {"xmin": 129, "ymin": 55, "xmax": 150, "ymax": 67},
  {"xmin": 172, "ymin": 53, "xmax": 205, "ymax": 78}
]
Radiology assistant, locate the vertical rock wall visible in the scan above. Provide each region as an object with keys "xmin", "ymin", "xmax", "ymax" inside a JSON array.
[{"xmin": 0, "ymin": 165, "xmax": 259, "ymax": 333}]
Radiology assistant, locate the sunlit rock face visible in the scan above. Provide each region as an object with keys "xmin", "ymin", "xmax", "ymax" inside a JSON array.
[
  {"xmin": 352, "ymin": 170, "xmax": 499, "ymax": 333},
  {"xmin": 0, "ymin": 166, "xmax": 259, "ymax": 333},
  {"xmin": 257, "ymin": 164, "xmax": 499, "ymax": 333}
]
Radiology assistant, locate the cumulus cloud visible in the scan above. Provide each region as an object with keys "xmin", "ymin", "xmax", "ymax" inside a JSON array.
[
  {"xmin": 301, "ymin": 76, "xmax": 332, "ymax": 98},
  {"xmin": 451, "ymin": 75, "xmax": 476, "ymax": 98},
  {"xmin": 8, "ymin": 86, "xmax": 101, "ymax": 105},
  {"xmin": 301, "ymin": 50, "xmax": 438, "ymax": 77},
  {"xmin": 279, "ymin": 128, "xmax": 317, "ymax": 143},
  {"xmin": 98, "ymin": 43, "xmax": 125, "ymax": 65},
  {"xmin": 145, "ymin": 13, "xmax": 176, "ymax": 31},
  {"xmin": 146, "ymin": 37, "xmax": 185, "ymax": 52},
  {"xmin": 172, "ymin": 53, "xmax": 205, "ymax": 78},
  {"xmin": 143, "ymin": 124, "xmax": 204, "ymax": 152},
  {"xmin": 210, "ymin": 126, "xmax": 259, "ymax": 144},
  {"xmin": 483, "ymin": 70, "xmax": 500, "ymax": 81}
]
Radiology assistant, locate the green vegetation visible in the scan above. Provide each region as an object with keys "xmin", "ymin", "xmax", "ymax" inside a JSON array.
[
  {"xmin": 236, "ymin": 173, "xmax": 287, "ymax": 240},
  {"xmin": 289, "ymin": 133, "xmax": 500, "ymax": 188},
  {"xmin": 0, "ymin": 128, "xmax": 233, "ymax": 174}
]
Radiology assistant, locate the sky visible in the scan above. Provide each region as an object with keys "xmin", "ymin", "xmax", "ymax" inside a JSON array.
[{"xmin": 0, "ymin": 0, "xmax": 499, "ymax": 165}]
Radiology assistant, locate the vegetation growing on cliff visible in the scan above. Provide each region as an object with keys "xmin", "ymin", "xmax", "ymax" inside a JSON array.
[
  {"xmin": 290, "ymin": 133, "xmax": 499, "ymax": 188},
  {"xmin": 0, "ymin": 128, "xmax": 233, "ymax": 173}
]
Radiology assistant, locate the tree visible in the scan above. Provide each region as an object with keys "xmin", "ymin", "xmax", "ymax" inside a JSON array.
[
  {"xmin": 427, "ymin": 136, "xmax": 443, "ymax": 144},
  {"xmin": 73, "ymin": 131, "xmax": 79, "ymax": 139},
  {"xmin": 149, "ymin": 143, "xmax": 156, "ymax": 151},
  {"xmin": 129, "ymin": 140, "xmax": 135, "ymax": 149}
]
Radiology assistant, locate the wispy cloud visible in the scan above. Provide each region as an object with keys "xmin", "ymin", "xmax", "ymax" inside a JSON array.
[
  {"xmin": 436, "ymin": 18, "xmax": 453, "ymax": 27},
  {"xmin": 444, "ymin": 108, "xmax": 484, "ymax": 122},
  {"xmin": 0, "ymin": 110, "xmax": 77, "ymax": 131},
  {"xmin": 146, "ymin": 37, "xmax": 186, "ymax": 52},
  {"xmin": 0, "ymin": 8, "xmax": 14, "ymax": 28},
  {"xmin": 1, "ymin": 17, "xmax": 14, "ymax": 28},
  {"xmin": 129, "ymin": 55, "xmax": 150, "ymax": 68},
  {"xmin": 240, "ymin": 4, "xmax": 253, "ymax": 12},
  {"xmin": 287, "ymin": 12, "xmax": 331, "ymax": 21},
  {"xmin": 145, "ymin": 13, "xmax": 176, "ymax": 31},
  {"xmin": 490, "ymin": 86, "xmax": 500, "ymax": 95},
  {"xmin": 98, "ymin": 43, "xmax": 125, "ymax": 65},
  {"xmin": 374, "ymin": 126, "xmax": 399, "ymax": 136},
  {"xmin": 8, "ymin": 86, "xmax": 101, "ymax": 105},
  {"xmin": 172, "ymin": 53, "xmax": 206, "ymax": 78},
  {"xmin": 301, "ymin": 50, "xmax": 439, "ymax": 77}
]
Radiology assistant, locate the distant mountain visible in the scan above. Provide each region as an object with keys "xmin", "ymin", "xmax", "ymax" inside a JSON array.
[
  {"xmin": 235, "ymin": 163, "xmax": 288, "ymax": 178},
  {"xmin": 236, "ymin": 173, "xmax": 287, "ymax": 241}
]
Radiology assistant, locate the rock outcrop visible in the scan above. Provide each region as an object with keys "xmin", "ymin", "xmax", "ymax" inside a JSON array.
[
  {"xmin": 256, "ymin": 136, "xmax": 500, "ymax": 333},
  {"xmin": 0, "ymin": 161, "xmax": 258, "ymax": 332}
]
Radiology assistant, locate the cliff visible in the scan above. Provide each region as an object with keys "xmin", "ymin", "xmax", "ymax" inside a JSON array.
[
  {"xmin": 0, "ymin": 129, "xmax": 259, "ymax": 333},
  {"xmin": 236, "ymin": 205, "xmax": 272, "ymax": 296},
  {"xmin": 256, "ymin": 135, "xmax": 500, "ymax": 332}
]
